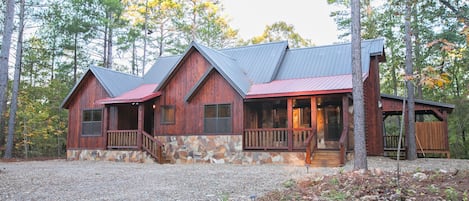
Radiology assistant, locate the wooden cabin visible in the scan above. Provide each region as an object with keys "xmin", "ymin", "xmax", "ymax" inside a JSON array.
[{"xmin": 61, "ymin": 39, "xmax": 454, "ymax": 166}]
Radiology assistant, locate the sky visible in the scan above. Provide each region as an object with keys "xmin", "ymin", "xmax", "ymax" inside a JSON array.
[{"xmin": 220, "ymin": 0, "xmax": 341, "ymax": 46}]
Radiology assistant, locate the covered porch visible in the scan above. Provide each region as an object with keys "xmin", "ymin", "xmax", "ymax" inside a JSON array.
[
  {"xmin": 97, "ymin": 84, "xmax": 166, "ymax": 163},
  {"xmin": 243, "ymin": 94, "xmax": 352, "ymax": 166},
  {"xmin": 381, "ymin": 94, "xmax": 454, "ymax": 158}
]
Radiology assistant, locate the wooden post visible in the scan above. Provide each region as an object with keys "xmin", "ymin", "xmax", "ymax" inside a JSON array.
[
  {"xmin": 103, "ymin": 106, "xmax": 109, "ymax": 149},
  {"xmin": 287, "ymin": 98, "xmax": 293, "ymax": 151},
  {"xmin": 137, "ymin": 103, "xmax": 144, "ymax": 150},
  {"xmin": 443, "ymin": 110, "xmax": 450, "ymax": 158},
  {"xmin": 311, "ymin": 97, "xmax": 317, "ymax": 138}
]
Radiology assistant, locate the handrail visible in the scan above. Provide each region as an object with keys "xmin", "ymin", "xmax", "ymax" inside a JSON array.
[
  {"xmin": 141, "ymin": 131, "xmax": 165, "ymax": 164},
  {"xmin": 338, "ymin": 126, "xmax": 349, "ymax": 165},
  {"xmin": 304, "ymin": 131, "xmax": 317, "ymax": 165}
]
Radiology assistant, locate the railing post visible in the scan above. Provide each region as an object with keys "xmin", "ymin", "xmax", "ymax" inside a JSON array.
[
  {"xmin": 137, "ymin": 104, "xmax": 144, "ymax": 150},
  {"xmin": 287, "ymin": 98, "xmax": 293, "ymax": 151}
]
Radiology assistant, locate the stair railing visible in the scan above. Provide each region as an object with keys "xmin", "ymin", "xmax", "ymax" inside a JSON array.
[
  {"xmin": 304, "ymin": 131, "xmax": 317, "ymax": 165},
  {"xmin": 338, "ymin": 126, "xmax": 349, "ymax": 166},
  {"xmin": 141, "ymin": 131, "xmax": 165, "ymax": 164}
]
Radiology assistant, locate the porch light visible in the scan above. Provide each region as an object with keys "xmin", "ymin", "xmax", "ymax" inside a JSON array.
[{"xmin": 152, "ymin": 104, "xmax": 156, "ymax": 109}]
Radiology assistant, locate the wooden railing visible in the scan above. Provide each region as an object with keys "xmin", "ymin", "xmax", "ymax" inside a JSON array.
[
  {"xmin": 338, "ymin": 126, "xmax": 349, "ymax": 166},
  {"xmin": 383, "ymin": 135, "xmax": 405, "ymax": 150},
  {"xmin": 243, "ymin": 128, "xmax": 313, "ymax": 150},
  {"xmin": 107, "ymin": 130, "xmax": 166, "ymax": 163},
  {"xmin": 107, "ymin": 130, "xmax": 139, "ymax": 149},
  {"xmin": 142, "ymin": 131, "xmax": 165, "ymax": 164},
  {"xmin": 304, "ymin": 131, "xmax": 317, "ymax": 164}
]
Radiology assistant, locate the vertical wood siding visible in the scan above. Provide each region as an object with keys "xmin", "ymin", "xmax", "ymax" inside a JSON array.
[
  {"xmin": 67, "ymin": 74, "xmax": 109, "ymax": 149},
  {"xmin": 154, "ymin": 51, "xmax": 243, "ymax": 135},
  {"xmin": 363, "ymin": 57, "xmax": 384, "ymax": 155}
]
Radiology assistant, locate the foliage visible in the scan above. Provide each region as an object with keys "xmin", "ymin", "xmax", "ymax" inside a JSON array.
[{"xmin": 242, "ymin": 21, "xmax": 312, "ymax": 48}]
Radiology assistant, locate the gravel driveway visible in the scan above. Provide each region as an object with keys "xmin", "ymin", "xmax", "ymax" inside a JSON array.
[{"xmin": 1, "ymin": 157, "xmax": 468, "ymax": 201}]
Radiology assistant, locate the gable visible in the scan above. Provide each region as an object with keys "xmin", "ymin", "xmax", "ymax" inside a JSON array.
[
  {"xmin": 62, "ymin": 71, "xmax": 110, "ymax": 109},
  {"xmin": 156, "ymin": 42, "xmax": 252, "ymax": 98}
]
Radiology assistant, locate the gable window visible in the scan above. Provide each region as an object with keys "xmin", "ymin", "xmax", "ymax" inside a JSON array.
[
  {"xmin": 82, "ymin": 109, "xmax": 102, "ymax": 136},
  {"xmin": 161, "ymin": 105, "xmax": 175, "ymax": 124},
  {"xmin": 204, "ymin": 104, "xmax": 232, "ymax": 133}
]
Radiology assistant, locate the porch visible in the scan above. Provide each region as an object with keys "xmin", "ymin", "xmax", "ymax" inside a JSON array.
[
  {"xmin": 381, "ymin": 94, "xmax": 454, "ymax": 158},
  {"xmin": 100, "ymin": 101, "xmax": 167, "ymax": 163},
  {"xmin": 243, "ymin": 95, "xmax": 352, "ymax": 166}
]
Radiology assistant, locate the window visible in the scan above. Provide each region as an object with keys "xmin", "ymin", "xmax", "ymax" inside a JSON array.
[
  {"xmin": 161, "ymin": 105, "xmax": 175, "ymax": 124},
  {"xmin": 204, "ymin": 104, "xmax": 232, "ymax": 133},
  {"xmin": 82, "ymin": 109, "xmax": 102, "ymax": 136}
]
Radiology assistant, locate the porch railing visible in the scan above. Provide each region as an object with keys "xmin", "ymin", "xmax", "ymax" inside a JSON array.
[
  {"xmin": 107, "ymin": 130, "xmax": 165, "ymax": 163},
  {"xmin": 383, "ymin": 134, "xmax": 405, "ymax": 151},
  {"xmin": 243, "ymin": 128, "xmax": 314, "ymax": 150},
  {"xmin": 107, "ymin": 130, "xmax": 139, "ymax": 149}
]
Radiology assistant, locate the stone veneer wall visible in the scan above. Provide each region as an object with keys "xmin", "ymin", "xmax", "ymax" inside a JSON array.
[
  {"xmin": 155, "ymin": 135, "xmax": 307, "ymax": 165},
  {"xmin": 67, "ymin": 149, "xmax": 156, "ymax": 163}
]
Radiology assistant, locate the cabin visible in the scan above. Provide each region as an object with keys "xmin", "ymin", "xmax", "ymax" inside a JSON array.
[{"xmin": 61, "ymin": 39, "xmax": 454, "ymax": 167}]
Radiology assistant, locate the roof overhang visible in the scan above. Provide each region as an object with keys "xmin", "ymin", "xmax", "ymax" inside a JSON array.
[{"xmin": 97, "ymin": 84, "xmax": 160, "ymax": 104}]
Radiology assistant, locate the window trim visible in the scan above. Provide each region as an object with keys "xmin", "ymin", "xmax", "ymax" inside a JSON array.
[
  {"xmin": 204, "ymin": 103, "xmax": 232, "ymax": 133},
  {"xmin": 81, "ymin": 108, "xmax": 103, "ymax": 136},
  {"xmin": 160, "ymin": 105, "xmax": 176, "ymax": 125}
]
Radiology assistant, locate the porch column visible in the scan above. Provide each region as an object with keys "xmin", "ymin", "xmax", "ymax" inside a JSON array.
[
  {"xmin": 287, "ymin": 98, "xmax": 293, "ymax": 151},
  {"xmin": 103, "ymin": 106, "xmax": 109, "ymax": 149},
  {"xmin": 137, "ymin": 103, "xmax": 144, "ymax": 149},
  {"xmin": 306, "ymin": 97, "xmax": 317, "ymax": 164}
]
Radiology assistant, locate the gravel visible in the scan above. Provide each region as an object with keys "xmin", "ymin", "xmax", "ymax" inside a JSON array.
[{"xmin": 1, "ymin": 157, "xmax": 468, "ymax": 201}]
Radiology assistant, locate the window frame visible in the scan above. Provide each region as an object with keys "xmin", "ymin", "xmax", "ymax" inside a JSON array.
[
  {"xmin": 81, "ymin": 108, "xmax": 103, "ymax": 136},
  {"xmin": 204, "ymin": 103, "xmax": 232, "ymax": 134},
  {"xmin": 160, "ymin": 105, "xmax": 176, "ymax": 125}
]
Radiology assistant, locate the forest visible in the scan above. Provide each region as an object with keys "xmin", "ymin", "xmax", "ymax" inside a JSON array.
[{"xmin": 0, "ymin": 0, "xmax": 468, "ymax": 159}]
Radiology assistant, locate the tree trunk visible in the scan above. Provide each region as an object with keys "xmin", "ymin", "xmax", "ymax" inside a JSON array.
[
  {"xmin": 405, "ymin": 0, "xmax": 417, "ymax": 160},
  {"xmin": 351, "ymin": 0, "xmax": 367, "ymax": 170},
  {"xmin": 103, "ymin": 17, "xmax": 108, "ymax": 68},
  {"xmin": 74, "ymin": 32, "xmax": 78, "ymax": 84},
  {"xmin": 132, "ymin": 41, "xmax": 136, "ymax": 75},
  {"xmin": 4, "ymin": 0, "xmax": 24, "ymax": 159},
  {"xmin": 107, "ymin": 20, "xmax": 113, "ymax": 69},
  {"xmin": 142, "ymin": 0, "xmax": 149, "ymax": 76},
  {"xmin": 0, "ymin": 0, "xmax": 15, "ymax": 154}
]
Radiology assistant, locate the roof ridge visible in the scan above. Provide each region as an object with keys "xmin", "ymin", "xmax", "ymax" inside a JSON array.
[
  {"xmin": 287, "ymin": 38, "xmax": 384, "ymax": 51},
  {"xmin": 220, "ymin": 40, "xmax": 288, "ymax": 51},
  {"xmin": 90, "ymin": 65, "xmax": 142, "ymax": 79},
  {"xmin": 194, "ymin": 42, "xmax": 236, "ymax": 61}
]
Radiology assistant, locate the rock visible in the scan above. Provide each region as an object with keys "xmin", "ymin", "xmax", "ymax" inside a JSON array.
[{"xmin": 413, "ymin": 172, "xmax": 427, "ymax": 181}]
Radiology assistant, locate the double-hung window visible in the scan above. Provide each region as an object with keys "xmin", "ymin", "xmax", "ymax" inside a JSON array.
[
  {"xmin": 204, "ymin": 104, "xmax": 232, "ymax": 133},
  {"xmin": 81, "ymin": 109, "xmax": 102, "ymax": 136}
]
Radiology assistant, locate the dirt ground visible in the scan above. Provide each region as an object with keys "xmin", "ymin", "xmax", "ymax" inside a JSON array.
[{"xmin": 260, "ymin": 168, "xmax": 469, "ymax": 200}]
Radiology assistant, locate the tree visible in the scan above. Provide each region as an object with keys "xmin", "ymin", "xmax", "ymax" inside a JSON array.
[
  {"xmin": 0, "ymin": 0, "xmax": 15, "ymax": 157},
  {"xmin": 404, "ymin": 0, "xmax": 417, "ymax": 160},
  {"xmin": 351, "ymin": 0, "xmax": 367, "ymax": 170},
  {"xmin": 243, "ymin": 21, "xmax": 312, "ymax": 48},
  {"xmin": 5, "ymin": 0, "xmax": 25, "ymax": 159}
]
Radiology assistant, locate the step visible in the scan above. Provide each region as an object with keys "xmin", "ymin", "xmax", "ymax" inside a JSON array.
[{"xmin": 310, "ymin": 150, "xmax": 342, "ymax": 167}]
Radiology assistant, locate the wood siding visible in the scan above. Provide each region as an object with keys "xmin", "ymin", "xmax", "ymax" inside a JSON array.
[
  {"xmin": 67, "ymin": 73, "xmax": 109, "ymax": 149},
  {"xmin": 154, "ymin": 50, "xmax": 244, "ymax": 135},
  {"xmin": 363, "ymin": 57, "xmax": 384, "ymax": 155}
]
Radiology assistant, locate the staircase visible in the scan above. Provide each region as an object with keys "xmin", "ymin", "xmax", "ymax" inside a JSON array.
[{"xmin": 309, "ymin": 150, "xmax": 343, "ymax": 167}]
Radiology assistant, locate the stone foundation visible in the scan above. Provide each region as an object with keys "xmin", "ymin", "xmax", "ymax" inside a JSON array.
[
  {"xmin": 67, "ymin": 149, "xmax": 156, "ymax": 163},
  {"xmin": 156, "ymin": 135, "xmax": 307, "ymax": 165},
  {"xmin": 67, "ymin": 135, "xmax": 309, "ymax": 165}
]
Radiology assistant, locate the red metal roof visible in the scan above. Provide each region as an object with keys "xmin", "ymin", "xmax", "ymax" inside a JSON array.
[
  {"xmin": 97, "ymin": 84, "xmax": 160, "ymax": 104},
  {"xmin": 246, "ymin": 74, "xmax": 358, "ymax": 99}
]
